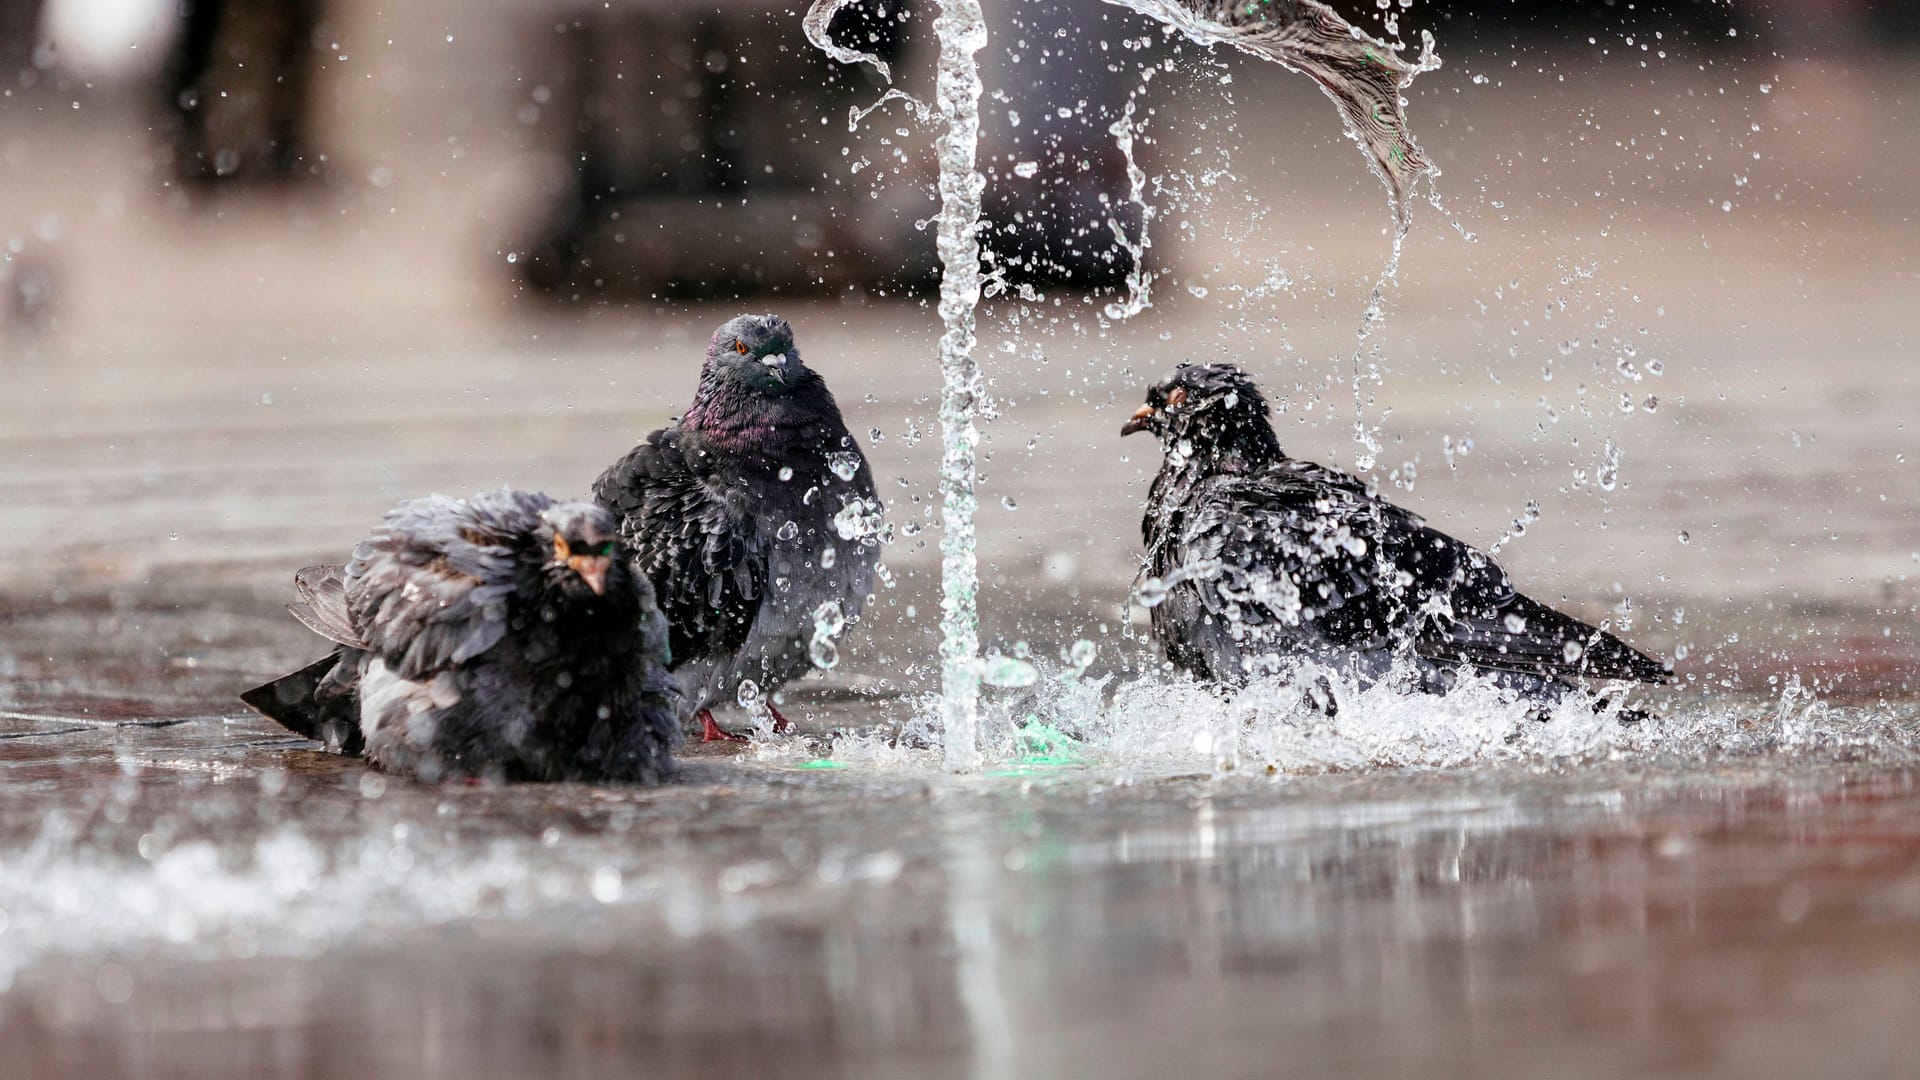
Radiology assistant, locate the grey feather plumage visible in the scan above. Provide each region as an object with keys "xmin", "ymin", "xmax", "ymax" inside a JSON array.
[{"xmin": 243, "ymin": 489, "xmax": 678, "ymax": 783}]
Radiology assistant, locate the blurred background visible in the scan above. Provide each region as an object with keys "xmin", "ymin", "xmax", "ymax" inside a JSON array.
[{"xmin": 1, "ymin": 0, "xmax": 1917, "ymax": 709}]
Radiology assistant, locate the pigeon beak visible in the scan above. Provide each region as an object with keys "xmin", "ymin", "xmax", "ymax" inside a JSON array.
[
  {"xmin": 567, "ymin": 555, "xmax": 611, "ymax": 596},
  {"xmin": 762, "ymin": 354, "xmax": 788, "ymax": 384},
  {"xmin": 1121, "ymin": 404, "xmax": 1157, "ymax": 437}
]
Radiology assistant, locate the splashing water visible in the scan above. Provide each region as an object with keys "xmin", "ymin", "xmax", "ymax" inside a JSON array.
[
  {"xmin": 809, "ymin": 0, "xmax": 991, "ymax": 771},
  {"xmin": 753, "ymin": 650, "xmax": 1919, "ymax": 781},
  {"xmin": 1102, "ymin": 0, "xmax": 1439, "ymax": 235},
  {"xmin": 1102, "ymin": 0, "xmax": 1443, "ymax": 471},
  {"xmin": 803, "ymin": 0, "xmax": 894, "ymax": 83},
  {"xmin": 1104, "ymin": 99, "xmax": 1155, "ymax": 322}
]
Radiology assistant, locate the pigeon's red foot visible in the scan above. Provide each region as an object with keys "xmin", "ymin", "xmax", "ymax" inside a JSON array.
[
  {"xmin": 698, "ymin": 709, "xmax": 749, "ymax": 743},
  {"xmin": 767, "ymin": 704, "xmax": 793, "ymax": 735}
]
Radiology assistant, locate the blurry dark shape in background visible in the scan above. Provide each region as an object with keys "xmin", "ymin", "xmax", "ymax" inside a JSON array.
[
  {"xmin": 0, "ymin": 0, "xmax": 42, "ymax": 87},
  {"xmin": 1, "ymin": 246, "xmax": 56, "ymax": 345},
  {"xmin": 1, "ymin": 0, "xmax": 1911, "ymax": 308},
  {"xmin": 513, "ymin": 0, "xmax": 1148, "ymax": 300},
  {"xmin": 510, "ymin": 1, "xmax": 936, "ymax": 301},
  {"xmin": 159, "ymin": 0, "xmax": 325, "ymax": 188},
  {"xmin": 979, "ymin": 0, "xmax": 1144, "ymax": 291}
]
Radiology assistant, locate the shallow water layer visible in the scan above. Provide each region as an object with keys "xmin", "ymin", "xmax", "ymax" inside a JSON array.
[{"xmin": 6, "ymin": 697, "xmax": 1920, "ymax": 1079}]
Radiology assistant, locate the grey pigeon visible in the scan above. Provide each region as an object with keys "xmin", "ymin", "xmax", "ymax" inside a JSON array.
[
  {"xmin": 1124, "ymin": 364, "xmax": 1672, "ymax": 700},
  {"xmin": 593, "ymin": 314, "xmax": 882, "ymax": 741},
  {"xmin": 241, "ymin": 490, "xmax": 677, "ymax": 783}
]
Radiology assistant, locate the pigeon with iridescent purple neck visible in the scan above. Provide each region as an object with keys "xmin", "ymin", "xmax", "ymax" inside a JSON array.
[{"xmin": 593, "ymin": 314, "xmax": 882, "ymax": 741}]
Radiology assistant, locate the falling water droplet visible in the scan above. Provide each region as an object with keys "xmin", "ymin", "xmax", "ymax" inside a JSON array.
[
  {"xmin": 809, "ymin": 601, "xmax": 847, "ymax": 670},
  {"xmin": 979, "ymin": 654, "xmax": 1040, "ymax": 688},
  {"xmin": 827, "ymin": 451, "xmax": 862, "ymax": 482},
  {"xmin": 1137, "ymin": 577, "xmax": 1170, "ymax": 608}
]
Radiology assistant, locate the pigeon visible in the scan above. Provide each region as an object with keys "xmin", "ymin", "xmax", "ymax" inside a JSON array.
[
  {"xmin": 593, "ymin": 314, "xmax": 882, "ymax": 741},
  {"xmin": 241, "ymin": 490, "xmax": 678, "ymax": 783},
  {"xmin": 1123, "ymin": 363, "xmax": 1672, "ymax": 701}
]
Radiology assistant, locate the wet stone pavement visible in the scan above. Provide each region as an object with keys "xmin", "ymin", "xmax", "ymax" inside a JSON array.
[
  {"xmin": 8, "ymin": 696, "xmax": 1920, "ymax": 1079},
  {"xmin": 4, "ymin": 573, "xmax": 1920, "ymax": 1078}
]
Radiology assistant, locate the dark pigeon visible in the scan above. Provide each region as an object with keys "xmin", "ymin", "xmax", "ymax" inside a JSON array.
[
  {"xmin": 241, "ymin": 490, "xmax": 677, "ymax": 783},
  {"xmin": 593, "ymin": 314, "xmax": 882, "ymax": 741},
  {"xmin": 1124, "ymin": 363, "xmax": 1672, "ymax": 700}
]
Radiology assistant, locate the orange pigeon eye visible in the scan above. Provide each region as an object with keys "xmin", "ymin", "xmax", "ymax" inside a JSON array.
[{"xmin": 734, "ymin": 341, "xmax": 750, "ymax": 355}]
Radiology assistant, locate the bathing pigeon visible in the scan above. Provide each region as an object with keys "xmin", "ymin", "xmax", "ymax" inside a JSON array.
[
  {"xmin": 241, "ymin": 490, "xmax": 678, "ymax": 783},
  {"xmin": 1124, "ymin": 363, "xmax": 1672, "ymax": 698},
  {"xmin": 593, "ymin": 314, "xmax": 882, "ymax": 741}
]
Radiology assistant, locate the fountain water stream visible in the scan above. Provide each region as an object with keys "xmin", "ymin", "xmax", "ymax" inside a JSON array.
[
  {"xmin": 806, "ymin": 0, "xmax": 989, "ymax": 770},
  {"xmin": 927, "ymin": 0, "xmax": 990, "ymax": 773}
]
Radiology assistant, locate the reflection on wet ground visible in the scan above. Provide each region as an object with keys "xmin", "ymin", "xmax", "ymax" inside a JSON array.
[
  {"xmin": 6, "ymin": 689, "xmax": 1920, "ymax": 1079},
  {"xmin": 4, "ymin": 599, "xmax": 1920, "ymax": 1078}
]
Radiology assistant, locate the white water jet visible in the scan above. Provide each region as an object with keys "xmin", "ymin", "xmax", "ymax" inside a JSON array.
[
  {"xmin": 805, "ymin": 0, "xmax": 989, "ymax": 771},
  {"xmin": 928, "ymin": 0, "xmax": 990, "ymax": 773}
]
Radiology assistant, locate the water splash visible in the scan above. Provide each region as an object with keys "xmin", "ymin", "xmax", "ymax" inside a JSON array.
[
  {"xmin": 754, "ymin": 656, "xmax": 1919, "ymax": 781},
  {"xmin": 1102, "ymin": 0, "xmax": 1442, "ymax": 472},
  {"xmin": 1101, "ymin": 0, "xmax": 1440, "ymax": 236},
  {"xmin": 1104, "ymin": 99, "xmax": 1155, "ymax": 322},
  {"xmin": 803, "ymin": 0, "xmax": 894, "ymax": 83}
]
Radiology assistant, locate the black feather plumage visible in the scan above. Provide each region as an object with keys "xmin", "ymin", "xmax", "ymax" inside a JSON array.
[
  {"xmin": 593, "ymin": 314, "xmax": 881, "ymax": 736},
  {"xmin": 1127, "ymin": 364, "xmax": 1672, "ymax": 696},
  {"xmin": 242, "ymin": 490, "xmax": 678, "ymax": 783}
]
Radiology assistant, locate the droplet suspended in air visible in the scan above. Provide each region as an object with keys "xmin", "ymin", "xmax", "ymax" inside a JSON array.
[
  {"xmin": 1137, "ymin": 577, "xmax": 1170, "ymax": 608},
  {"xmin": 979, "ymin": 654, "xmax": 1039, "ymax": 688}
]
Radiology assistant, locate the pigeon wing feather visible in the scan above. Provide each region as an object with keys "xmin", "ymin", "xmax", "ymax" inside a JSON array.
[
  {"xmin": 343, "ymin": 490, "xmax": 540, "ymax": 682},
  {"xmin": 593, "ymin": 426, "xmax": 765, "ymax": 666},
  {"xmin": 288, "ymin": 564, "xmax": 366, "ymax": 649},
  {"xmin": 1176, "ymin": 460, "xmax": 1669, "ymax": 685}
]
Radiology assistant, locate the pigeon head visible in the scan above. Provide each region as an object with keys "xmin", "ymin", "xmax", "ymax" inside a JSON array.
[
  {"xmin": 538, "ymin": 501, "xmax": 625, "ymax": 598},
  {"xmin": 685, "ymin": 313, "xmax": 844, "ymax": 452},
  {"xmin": 1123, "ymin": 364, "xmax": 1282, "ymax": 463},
  {"xmin": 704, "ymin": 313, "xmax": 807, "ymax": 394}
]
